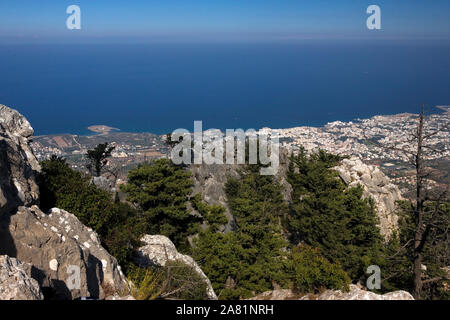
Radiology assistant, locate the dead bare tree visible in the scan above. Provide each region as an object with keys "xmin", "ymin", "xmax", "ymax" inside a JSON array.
[
  {"xmin": 366, "ymin": 104, "xmax": 449, "ymax": 299},
  {"xmin": 410, "ymin": 106, "xmax": 449, "ymax": 299}
]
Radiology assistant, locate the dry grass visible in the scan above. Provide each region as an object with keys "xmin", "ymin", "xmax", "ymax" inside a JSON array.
[{"xmin": 101, "ymin": 281, "xmax": 117, "ymax": 298}]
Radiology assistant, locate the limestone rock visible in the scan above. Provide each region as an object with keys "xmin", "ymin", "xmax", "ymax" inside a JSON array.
[
  {"xmin": 189, "ymin": 148, "xmax": 291, "ymax": 232},
  {"xmin": 0, "ymin": 105, "xmax": 40, "ymax": 216},
  {"xmin": 135, "ymin": 234, "xmax": 217, "ymax": 300},
  {"xmin": 91, "ymin": 176, "xmax": 115, "ymax": 193},
  {"xmin": 334, "ymin": 157, "xmax": 403, "ymax": 239},
  {"xmin": 190, "ymin": 163, "xmax": 240, "ymax": 232},
  {"xmin": 0, "ymin": 105, "xmax": 34, "ymax": 138},
  {"xmin": 0, "ymin": 104, "xmax": 128, "ymax": 299},
  {"xmin": 46, "ymin": 207, "xmax": 128, "ymax": 294},
  {"xmin": 300, "ymin": 284, "xmax": 414, "ymax": 300},
  {"xmin": 0, "ymin": 255, "xmax": 43, "ymax": 300},
  {"xmin": 0, "ymin": 206, "xmax": 128, "ymax": 299},
  {"xmin": 105, "ymin": 294, "xmax": 136, "ymax": 300},
  {"xmin": 249, "ymin": 285, "xmax": 413, "ymax": 300}
]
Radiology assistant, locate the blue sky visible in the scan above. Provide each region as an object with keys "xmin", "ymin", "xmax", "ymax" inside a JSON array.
[{"xmin": 1, "ymin": 0, "xmax": 450, "ymax": 43}]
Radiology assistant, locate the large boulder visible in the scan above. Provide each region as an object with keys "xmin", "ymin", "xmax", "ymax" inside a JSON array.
[
  {"xmin": 249, "ymin": 285, "xmax": 414, "ymax": 300},
  {"xmin": 0, "ymin": 105, "xmax": 34, "ymax": 138},
  {"xmin": 300, "ymin": 284, "xmax": 414, "ymax": 300},
  {"xmin": 0, "ymin": 104, "xmax": 128, "ymax": 299},
  {"xmin": 0, "ymin": 205, "xmax": 128, "ymax": 299},
  {"xmin": 0, "ymin": 255, "xmax": 43, "ymax": 300},
  {"xmin": 105, "ymin": 294, "xmax": 135, "ymax": 300},
  {"xmin": 334, "ymin": 157, "xmax": 403, "ymax": 239},
  {"xmin": 135, "ymin": 234, "xmax": 217, "ymax": 300},
  {"xmin": 0, "ymin": 105, "xmax": 40, "ymax": 216}
]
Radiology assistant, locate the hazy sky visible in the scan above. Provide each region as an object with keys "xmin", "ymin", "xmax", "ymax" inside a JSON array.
[{"xmin": 1, "ymin": 0, "xmax": 450, "ymax": 43}]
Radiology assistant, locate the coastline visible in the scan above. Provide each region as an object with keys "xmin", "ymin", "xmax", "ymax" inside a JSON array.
[{"xmin": 33, "ymin": 107, "xmax": 448, "ymax": 138}]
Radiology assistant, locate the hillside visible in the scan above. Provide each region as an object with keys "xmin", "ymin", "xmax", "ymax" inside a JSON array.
[{"xmin": 2, "ymin": 104, "xmax": 448, "ymax": 300}]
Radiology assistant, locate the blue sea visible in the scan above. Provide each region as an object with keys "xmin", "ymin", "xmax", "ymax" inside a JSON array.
[{"xmin": 0, "ymin": 41, "xmax": 449, "ymax": 136}]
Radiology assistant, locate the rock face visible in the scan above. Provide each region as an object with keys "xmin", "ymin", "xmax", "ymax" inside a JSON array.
[
  {"xmin": 0, "ymin": 205, "xmax": 128, "ymax": 299},
  {"xmin": 249, "ymin": 285, "xmax": 414, "ymax": 300},
  {"xmin": 190, "ymin": 152, "xmax": 400, "ymax": 240},
  {"xmin": 0, "ymin": 105, "xmax": 40, "ymax": 216},
  {"xmin": 135, "ymin": 235, "xmax": 217, "ymax": 300},
  {"xmin": 334, "ymin": 157, "xmax": 403, "ymax": 239},
  {"xmin": 92, "ymin": 176, "xmax": 116, "ymax": 193},
  {"xmin": 189, "ymin": 149, "xmax": 292, "ymax": 232},
  {"xmin": 0, "ymin": 255, "xmax": 43, "ymax": 300},
  {"xmin": 0, "ymin": 105, "xmax": 128, "ymax": 299},
  {"xmin": 190, "ymin": 164, "xmax": 240, "ymax": 231},
  {"xmin": 300, "ymin": 284, "xmax": 414, "ymax": 300}
]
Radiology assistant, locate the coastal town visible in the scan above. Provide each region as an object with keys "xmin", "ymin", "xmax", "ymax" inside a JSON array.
[
  {"xmin": 262, "ymin": 109, "xmax": 449, "ymax": 194},
  {"xmin": 31, "ymin": 109, "xmax": 449, "ymax": 195},
  {"xmin": 269, "ymin": 111, "xmax": 449, "ymax": 161}
]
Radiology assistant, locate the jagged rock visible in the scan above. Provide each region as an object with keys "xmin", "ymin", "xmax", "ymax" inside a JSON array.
[
  {"xmin": 190, "ymin": 163, "xmax": 240, "ymax": 232},
  {"xmin": 334, "ymin": 157, "xmax": 403, "ymax": 239},
  {"xmin": 0, "ymin": 255, "xmax": 43, "ymax": 300},
  {"xmin": 46, "ymin": 207, "xmax": 128, "ymax": 294},
  {"xmin": 0, "ymin": 205, "xmax": 128, "ymax": 299},
  {"xmin": 248, "ymin": 285, "xmax": 414, "ymax": 300},
  {"xmin": 135, "ymin": 234, "xmax": 217, "ymax": 300},
  {"xmin": 0, "ymin": 105, "xmax": 40, "ymax": 216},
  {"xmin": 0, "ymin": 104, "xmax": 128, "ymax": 300},
  {"xmin": 300, "ymin": 284, "xmax": 414, "ymax": 300},
  {"xmin": 189, "ymin": 148, "xmax": 291, "ymax": 232},
  {"xmin": 0, "ymin": 105, "xmax": 34, "ymax": 139},
  {"xmin": 248, "ymin": 284, "xmax": 414, "ymax": 300},
  {"xmin": 91, "ymin": 176, "xmax": 115, "ymax": 192},
  {"xmin": 275, "ymin": 149, "xmax": 294, "ymax": 202}
]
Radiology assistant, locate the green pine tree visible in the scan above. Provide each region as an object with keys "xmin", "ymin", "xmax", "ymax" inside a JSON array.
[
  {"xmin": 121, "ymin": 158, "xmax": 200, "ymax": 252},
  {"xmin": 287, "ymin": 149, "xmax": 385, "ymax": 281}
]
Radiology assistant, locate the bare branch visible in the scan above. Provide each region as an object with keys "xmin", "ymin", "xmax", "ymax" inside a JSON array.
[
  {"xmin": 422, "ymin": 276, "xmax": 449, "ymax": 285},
  {"xmin": 423, "ymin": 121, "xmax": 450, "ymax": 140}
]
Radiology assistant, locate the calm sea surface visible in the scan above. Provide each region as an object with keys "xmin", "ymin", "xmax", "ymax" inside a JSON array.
[{"xmin": 0, "ymin": 41, "xmax": 449, "ymax": 135}]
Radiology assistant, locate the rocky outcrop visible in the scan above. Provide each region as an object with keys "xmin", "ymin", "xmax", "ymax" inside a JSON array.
[
  {"xmin": 189, "ymin": 149, "xmax": 292, "ymax": 232},
  {"xmin": 0, "ymin": 205, "xmax": 128, "ymax": 299},
  {"xmin": 0, "ymin": 105, "xmax": 40, "ymax": 216},
  {"xmin": 0, "ymin": 255, "xmax": 43, "ymax": 300},
  {"xmin": 91, "ymin": 176, "xmax": 116, "ymax": 193},
  {"xmin": 249, "ymin": 285, "xmax": 414, "ymax": 300},
  {"xmin": 300, "ymin": 284, "xmax": 414, "ymax": 300},
  {"xmin": 334, "ymin": 157, "xmax": 403, "ymax": 239},
  {"xmin": 0, "ymin": 105, "xmax": 128, "ymax": 300},
  {"xmin": 0, "ymin": 104, "xmax": 410, "ymax": 300},
  {"xmin": 190, "ymin": 164, "xmax": 240, "ymax": 231},
  {"xmin": 135, "ymin": 235, "xmax": 217, "ymax": 300},
  {"xmin": 105, "ymin": 294, "xmax": 135, "ymax": 300},
  {"xmin": 190, "ymin": 151, "xmax": 400, "ymax": 240}
]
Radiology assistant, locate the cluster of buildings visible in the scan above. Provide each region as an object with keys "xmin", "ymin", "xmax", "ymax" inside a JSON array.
[{"xmin": 263, "ymin": 112, "xmax": 449, "ymax": 162}]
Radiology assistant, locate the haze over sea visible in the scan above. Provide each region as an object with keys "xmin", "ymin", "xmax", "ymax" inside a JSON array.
[{"xmin": 1, "ymin": 41, "xmax": 449, "ymax": 136}]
